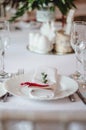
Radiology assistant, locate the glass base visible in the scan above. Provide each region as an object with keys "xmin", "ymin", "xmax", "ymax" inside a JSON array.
[
  {"xmin": 77, "ymin": 75, "xmax": 86, "ymax": 89},
  {"xmin": 0, "ymin": 71, "xmax": 11, "ymax": 79},
  {"xmin": 70, "ymin": 71, "xmax": 81, "ymax": 80},
  {"xmin": 70, "ymin": 72, "xmax": 86, "ymax": 89}
]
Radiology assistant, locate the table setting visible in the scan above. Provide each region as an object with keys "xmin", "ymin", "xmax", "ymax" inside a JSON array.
[
  {"xmin": 0, "ymin": 17, "xmax": 86, "ymax": 104},
  {"xmin": 0, "ymin": 18, "xmax": 86, "ymax": 130},
  {"xmin": 0, "ymin": 0, "xmax": 86, "ymax": 129}
]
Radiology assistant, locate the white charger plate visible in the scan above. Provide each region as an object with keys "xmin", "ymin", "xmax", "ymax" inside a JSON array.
[
  {"xmin": 4, "ymin": 71, "xmax": 78, "ymax": 101},
  {"xmin": 0, "ymin": 82, "xmax": 7, "ymax": 97}
]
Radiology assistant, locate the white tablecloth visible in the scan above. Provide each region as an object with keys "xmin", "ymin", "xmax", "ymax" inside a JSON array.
[{"xmin": 0, "ymin": 24, "xmax": 86, "ymax": 130}]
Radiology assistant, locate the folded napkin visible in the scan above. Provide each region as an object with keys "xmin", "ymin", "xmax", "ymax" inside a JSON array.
[
  {"xmin": 30, "ymin": 66, "xmax": 58, "ymax": 94},
  {"xmin": 21, "ymin": 86, "xmax": 55, "ymax": 100},
  {"xmin": 0, "ymin": 82, "xmax": 7, "ymax": 97},
  {"xmin": 29, "ymin": 88, "xmax": 55, "ymax": 100},
  {"xmin": 21, "ymin": 66, "xmax": 58, "ymax": 99},
  {"xmin": 32, "ymin": 66, "xmax": 58, "ymax": 86}
]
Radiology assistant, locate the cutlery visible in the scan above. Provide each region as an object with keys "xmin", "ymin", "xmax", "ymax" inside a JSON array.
[
  {"xmin": 68, "ymin": 94, "xmax": 76, "ymax": 102},
  {"xmin": 3, "ymin": 93, "xmax": 9, "ymax": 102},
  {"xmin": 76, "ymin": 89, "xmax": 86, "ymax": 105},
  {"xmin": 0, "ymin": 92, "xmax": 13, "ymax": 102},
  {"xmin": 0, "ymin": 93, "xmax": 8, "ymax": 102}
]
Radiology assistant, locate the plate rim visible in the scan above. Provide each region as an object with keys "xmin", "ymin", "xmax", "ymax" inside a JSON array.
[
  {"xmin": 4, "ymin": 73, "xmax": 79, "ymax": 101},
  {"xmin": 0, "ymin": 82, "xmax": 7, "ymax": 97}
]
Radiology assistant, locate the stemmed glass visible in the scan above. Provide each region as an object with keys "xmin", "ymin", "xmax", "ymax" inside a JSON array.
[
  {"xmin": 70, "ymin": 21, "xmax": 86, "ymax": 86},
  {"xmin": 0, "ymin": 20, "xmax": 10, "ymax": 78},
  {"xmin": 76, "ymin": 42, "xmax": 86, "ymax": 86},
  {"xmin": 70, "ymin": 21, "xmax": 81, "ymax": 80}
]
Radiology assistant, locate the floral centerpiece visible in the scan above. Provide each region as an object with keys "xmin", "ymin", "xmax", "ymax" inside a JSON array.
[{"xmin": 8, "ymin": 0, "xmax": 76, "ymax": 22}]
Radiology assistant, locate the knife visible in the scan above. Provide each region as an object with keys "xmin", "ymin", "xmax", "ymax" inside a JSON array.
[{"xmin": 76, "ymin": 89, "xmax": 86, "ymax": 105}]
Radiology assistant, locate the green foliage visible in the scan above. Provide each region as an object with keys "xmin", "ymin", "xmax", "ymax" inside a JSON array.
[
  {"xmin": 54, "ymin": 0, "xmax": 76, "ymax": 15},
  {"xmin": 41, "ymin": 72, "xmax": 48, "ymax": 83},
  {"xmin": 9, "ymin": 2, "xmax": 29, "ymax": 22},
  {"xmin": 9, "ymin": 0, "xmax": 76, "ymax": 22}
]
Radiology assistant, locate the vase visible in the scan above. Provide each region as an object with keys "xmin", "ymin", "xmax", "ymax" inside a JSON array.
[{"xmin": 36, "ymin": 9, "xmax": 55, "ymax": 22}]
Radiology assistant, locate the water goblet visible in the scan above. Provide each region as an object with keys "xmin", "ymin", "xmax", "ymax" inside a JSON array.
[
  {"xmin": 71, "ymin": 21, "xmax": 86, "ymax": 87},
  {"xmin": 76, "ymin": 41, "xmax": 86, "ymax": 87},
  {"xmin": 0, "ymin": 20, "xmax": 10, "ymax": 78},
  {"xmin": 70, "ymin": 21, "xmax": 81, "ymax": 79}
]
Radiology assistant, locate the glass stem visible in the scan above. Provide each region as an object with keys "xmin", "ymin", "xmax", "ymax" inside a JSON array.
[
  {"xmin": 75, "ymin": 55, "xmax": 78, "ymax": 73},
  {"xmin": 1, "ymin": 50, "xmax": 5, "ymax": 73},
  {"xmin": 73, "ymin": 52, "xmax": 81, "ymax": 79},
  {"xmin": 75, "ymin": 52, "xmax": 80, "ymax": 74}
]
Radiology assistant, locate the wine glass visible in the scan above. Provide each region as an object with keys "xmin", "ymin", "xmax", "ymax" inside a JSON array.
[
  {"xmin": 71, "ymin": 21, "xmax": 86, "ymax": 86},
  {"xmin": 76, "ymin": 42, "xmax": 86, "ymax": 86},
  {"xmin": 0, "ymin": 20, "xmax": 10, "ymax": 78},
  {"xmin": 70, "ymin": 21, "xmax": 81, "ymax": 79}
]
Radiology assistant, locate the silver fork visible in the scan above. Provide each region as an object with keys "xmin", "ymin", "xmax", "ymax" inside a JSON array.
[
  {"xmin": 68, "ymin": 94, "xmax": 76, "ymax": 102},
  {"xmin": 0, "ymin": 92, "xmax": 13, "ymax": 102}
]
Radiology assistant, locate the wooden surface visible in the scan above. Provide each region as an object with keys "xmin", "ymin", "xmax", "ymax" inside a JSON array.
[{"xmin": 0, "ymin": 110, "xmax": 86, "ymax": 123}]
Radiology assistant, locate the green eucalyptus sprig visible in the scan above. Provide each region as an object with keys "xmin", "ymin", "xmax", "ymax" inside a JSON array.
[
  {"xmin": 54, "ymin": 0, "xmax": 76, "ymax": 16},
  {"xmin": 41, "ymin": 72, "xmax": 48, "ymax": 84},
  {"xmin": 9, "ymin": 1, "xmax": 29, "ymax": 22}
]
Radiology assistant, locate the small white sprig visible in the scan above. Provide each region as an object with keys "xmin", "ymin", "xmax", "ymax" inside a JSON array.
[{"xmin": 41, "ymin": 72, "xmax": 48, "ymax": 84}]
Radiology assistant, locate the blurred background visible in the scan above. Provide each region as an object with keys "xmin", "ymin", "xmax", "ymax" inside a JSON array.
[{"xmin": 0, "ymin": 0, "xmax": 86, "ymax": 21}]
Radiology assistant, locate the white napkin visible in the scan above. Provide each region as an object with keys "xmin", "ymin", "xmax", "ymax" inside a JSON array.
[
  {"xmin": 21, "ymin": 86, "xmax": 55, "ymax": 100},
  {"xmin": 29, "ymin": 88, "xmax": 55, "ymax": 100},
  {"xmin": 21, "ymin": 66, "xmax": 58, "ymax": 100},
  {"xmin": 28, "ymin": 66, "xmax": 58, "ymax": 99},
  {"xmin": 0, "ymin": 82, "xmax": 7, "ymax": 97},
  {"xmin": 32, "ymin": 66, "xmax": 58, "ymax": 85}
]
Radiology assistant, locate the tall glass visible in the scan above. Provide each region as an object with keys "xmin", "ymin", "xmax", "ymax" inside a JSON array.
[
  {"xmin": 71, "ymin": 21, "xmax": 86, "ymax": 86},
  {"xmin": 70, "ymin": 21, "xmax": 81, "ymax": 79},
  {"xmin": 0, "ymin": 20, "xmax": 10, "ymax": 78}
]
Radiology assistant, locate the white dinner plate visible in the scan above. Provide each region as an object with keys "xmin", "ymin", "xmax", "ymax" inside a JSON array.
[
  {"xmin": 0, "ymin": 82, "xmax": 7, "ymax": 97},
  {"xmin": 4, "ymin": 71, "xmax": 78, "ymax": 101}
]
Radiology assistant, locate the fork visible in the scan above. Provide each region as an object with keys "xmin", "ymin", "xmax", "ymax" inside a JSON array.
[
  {"xmin": 68, "ymin": 94, "xmax": 76, "ymax": 102},
  {"xmin": 0, "ymin": 92, "xmax": 13, "ymax": 102}
]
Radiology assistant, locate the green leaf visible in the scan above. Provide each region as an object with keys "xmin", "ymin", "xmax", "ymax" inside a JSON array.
[{"xmin": 62, "ymin": 0, "xmax": 66, "ymax": 4}]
